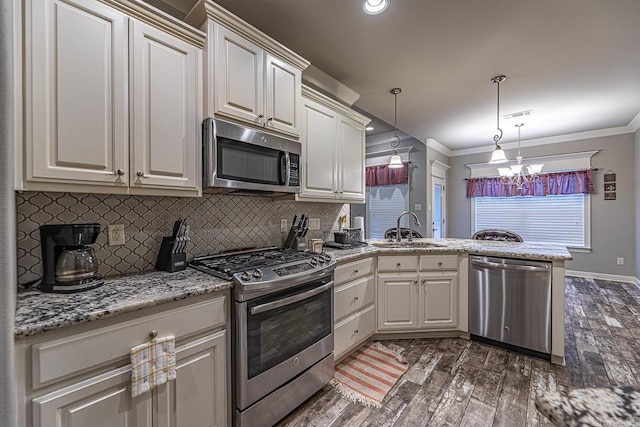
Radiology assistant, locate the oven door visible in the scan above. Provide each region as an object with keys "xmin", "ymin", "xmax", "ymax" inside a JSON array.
[{"xmin": 235, "ymin": 276, "xmax": 334, "ymax": 410}]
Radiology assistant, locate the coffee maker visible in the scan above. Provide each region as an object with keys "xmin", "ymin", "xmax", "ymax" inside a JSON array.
[{"xmin": 39, "ymin": 223, "xmax": 104, "ymax": 293}]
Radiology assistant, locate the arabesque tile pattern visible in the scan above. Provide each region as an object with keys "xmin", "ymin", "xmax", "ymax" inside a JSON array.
[{"xmin": 17, "ymin": 192, "xmax": 349, "ymax": 285}]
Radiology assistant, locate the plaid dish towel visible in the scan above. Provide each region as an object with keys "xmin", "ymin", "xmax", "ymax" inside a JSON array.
[{"xmin": 130, "ymin": 335, "xmax": 177, "ymax": 397}]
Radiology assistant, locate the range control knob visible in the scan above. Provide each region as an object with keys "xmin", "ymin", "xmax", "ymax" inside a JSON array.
[
  {"xmin": 316, "ymin": 256, "xmax": 325, "ymax": 264},
  {"xmin": 322, "ymin": 254, "xmax": 332, "ymax": 262},
  {"xmin": 252, "ymin": 269, "xmax": 263, "ymax": 278},
  {"xmin": 240, "ymin": 271, "xmax": 251, "ymax": 281},
  {"xmin": 310, "ymin": 258, "xmax": 318, "ymax": 266}
]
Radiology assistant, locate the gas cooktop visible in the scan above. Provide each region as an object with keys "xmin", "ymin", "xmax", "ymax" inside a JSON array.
[{"xmin": 191, "ymin": 244, "xmax": 330, "ymax": 276}]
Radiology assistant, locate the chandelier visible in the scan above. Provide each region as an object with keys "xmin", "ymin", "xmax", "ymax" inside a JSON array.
[
  {"xmin": 388, "ymin": 88, "xmax": 403, "ymax": 169},
  {"xmin": 488, "ymin": 75, "xmax": 508, "ymax": 164},
  {"xmin": 498, "ymin": 123, "xmax": 544, "ymax": 191}
]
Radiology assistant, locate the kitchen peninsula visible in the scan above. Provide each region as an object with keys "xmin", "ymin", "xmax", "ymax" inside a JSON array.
[{"xmin": 13, "ymin": 238, "xmax": 571, "ymax": 427}]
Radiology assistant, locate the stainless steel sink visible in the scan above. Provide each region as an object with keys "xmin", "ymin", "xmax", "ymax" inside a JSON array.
[{"xmin": 370, "ymin": 240, "xmax": 446, "ymax": 249}]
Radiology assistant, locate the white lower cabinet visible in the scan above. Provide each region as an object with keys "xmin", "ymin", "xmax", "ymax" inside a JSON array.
[
  {"xmin": 376, "ymin": 255, "xmax": 459, "ymax": 333},
  {"xmin": 32, "ymin": 366, "xmax": 152, "ymax": 427},
  {"xmin": 18, "ymin": 294, "xmax": 228, "ymax": 427},
  {"xmin": 333, "ymin": 257, "xmax": 376, "ymax": 360}
]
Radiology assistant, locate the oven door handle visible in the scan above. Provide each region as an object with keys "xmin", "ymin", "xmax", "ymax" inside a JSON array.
[{"xmin": 249, "ymin": 281, "xmax": 334, "ymax": 315}]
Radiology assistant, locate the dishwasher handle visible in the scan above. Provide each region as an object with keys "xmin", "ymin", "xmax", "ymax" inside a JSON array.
[{"xmin": 471, "ymin": 259, "xmax": 550, "ymax": 272}]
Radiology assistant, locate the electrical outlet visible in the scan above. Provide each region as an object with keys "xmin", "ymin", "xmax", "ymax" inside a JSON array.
[
  {"xmin": 107, "ymin": 224, "xmax": 125, "ymax": 246},
  {"xmin": 414, "ymin": 204, "xmax": 422, "ymax": 211},
  {"xmin": 309, "ymin": 218, "xmax": 321, "ymax": 230},
  {"xmin": 617, "ymin": 257, "xmax": 624, "ymax": 265},
  {"xmin": 280, "ymin": 219, "xmax": 288, "ymax": 232}
]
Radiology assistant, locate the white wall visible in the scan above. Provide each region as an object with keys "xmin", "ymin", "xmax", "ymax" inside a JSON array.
[
  {"xmin": 448, "ymin": 133, "xmax": 636, "ymax": 277},
  {"xmin": 636, "ymin": 128, "xmax": 640, "ymax": 279}
]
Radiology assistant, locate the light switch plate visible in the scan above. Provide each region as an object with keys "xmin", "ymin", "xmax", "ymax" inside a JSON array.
[
  {"xmin": 414, "ymin": 204, "xmax": 422, "ymax": 211},
  {"xmin": 280, "ymin": 219, "xmax": 288, "ymax": 232},
  {"xmin": 309, "ymin": 218, "xmax": 321, "ymax": 230}
]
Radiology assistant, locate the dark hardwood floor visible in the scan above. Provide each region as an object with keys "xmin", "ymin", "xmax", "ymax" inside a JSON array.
[{"xmin": 277, "ymin": 276, "xmax": 640, "ymax": 426}]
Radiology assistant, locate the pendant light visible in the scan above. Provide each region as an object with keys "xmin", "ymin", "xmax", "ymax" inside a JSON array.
[
  {"xmin": 489, "ymin": 75, "xmax": 508, "ymax": 164},
  {"xmin": 388, "ymin": 88, "xmax": 403, "ymax": 169}
]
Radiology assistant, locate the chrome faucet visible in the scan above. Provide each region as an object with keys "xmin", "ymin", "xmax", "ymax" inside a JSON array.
[{"xmin": 396, "ymin": 211, "xmax": 421, "ymax": 242}]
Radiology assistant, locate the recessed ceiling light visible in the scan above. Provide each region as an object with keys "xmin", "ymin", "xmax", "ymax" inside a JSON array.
[
  {"xmin": 363, "ymin": 0, "xmax": 388, "ymax": 15},
  {"xmin": 366, "ymin": 126, "xmax": 374, "ymax": 131}
]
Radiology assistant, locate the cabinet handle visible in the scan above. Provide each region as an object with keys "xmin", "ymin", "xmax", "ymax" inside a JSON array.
[
  {"xmin": 267, "ymin": 117, "xmax": 273, "ymax": 122},
  {"xmin": 136, "ymin": 171, "xmax": 145, "ymax": 178},
  {"xmin": 116, "ymin": 169, "xmax": 125, "ymax": 176},
  {"xmin": 504, "ymin": 326, "xmax": 510, "ymax": 332},
  {"xmin": 148, "ymin": 330, "xmax": 158, "ymax": 339}
]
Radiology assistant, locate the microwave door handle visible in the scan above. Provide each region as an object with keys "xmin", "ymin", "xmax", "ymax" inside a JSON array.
[
  {"xmin": 249, "ymin": 281, "xmax": 333, "ymax": 315},
  {"xmin": 280, "ymin": 151, "xmax": 290, "ymax": 186}
]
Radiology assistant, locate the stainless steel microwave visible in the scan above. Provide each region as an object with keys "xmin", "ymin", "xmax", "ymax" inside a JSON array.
[{"xmin": 203, "ymin": 118, "xmax": 301, "ymax": 195}]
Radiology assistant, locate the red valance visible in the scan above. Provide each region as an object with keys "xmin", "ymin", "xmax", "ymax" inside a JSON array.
[
  {"xmin": 466, "ymin": 169, "xmax": 595, "ymax": 197},
  {"xmin": 365, "ymin": 163, "xmax": 409, "ymax": 187}
]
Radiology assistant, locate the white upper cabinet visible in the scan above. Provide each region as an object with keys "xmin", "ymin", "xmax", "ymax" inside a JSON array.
[
  {"xmin": 297, "ymin": 86, "xmax": 369, "ymax": 203},
  {"xmin": 130, "ymin": 20, "xmax": 200, "ymax": 191},
  {"xmin": 20, "ymin": 0, "xmax": 204, "ymax": 196},
  {"xmin": 25, "ymin": 0, "xmax": 129, "ymax": 187},
  {"xmin": 214, "ymin": 25, "xmax": 264, "ymax": 125},
  {"xmin": 186, "ymin": 0, "xmax": 308, "ymax": 138}
]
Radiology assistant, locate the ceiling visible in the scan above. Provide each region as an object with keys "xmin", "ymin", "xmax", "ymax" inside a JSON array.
[{"xmin": 167, "ymin": 0, "xmax": 640, "ymax": 151}]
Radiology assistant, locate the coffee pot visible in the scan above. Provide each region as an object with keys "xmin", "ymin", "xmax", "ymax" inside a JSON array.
[{"xmin": 39, "ymin": 223, "xmax": 104, "ymax": 293}]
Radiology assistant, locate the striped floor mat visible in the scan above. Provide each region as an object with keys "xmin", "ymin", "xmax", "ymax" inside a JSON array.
[{"xmin": 331, "ymin": 342, "xmax": 408, "ymax": 408}]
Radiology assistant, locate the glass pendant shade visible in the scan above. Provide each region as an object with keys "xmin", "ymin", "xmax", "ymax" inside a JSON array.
[
  {"xmin": 388, "ymin": 152, "xmax": 403, "ymax": 168},
  {"xmin": 527, "ymin": 164, "xmax": 544, "ymax": 174},
  {"xmin": 510, "ymin": 164, "xmax": 524, "ymax": 174},
  {"xmin": 489, "ymin": 146, "xmax": 508, "ymax": 164},
  {"xmin": 498, "ymin": 167, "xmax": 513, "ymax": 177}
]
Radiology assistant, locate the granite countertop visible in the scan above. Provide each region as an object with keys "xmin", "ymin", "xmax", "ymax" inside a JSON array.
[
  {"xmin": 15, "ymin": 269, "xmax": 231, "ymax": 338},
  {"xmin": 15, "ymin": 238, "xmax": 571, "ymax": 338},
  {"xmin": 328, "ymin": 238, "xmax": 573, "ymax": 264}
]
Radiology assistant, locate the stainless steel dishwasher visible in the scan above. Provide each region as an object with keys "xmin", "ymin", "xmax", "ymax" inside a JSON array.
[{"xmin": 469, "ymin": 255, "xmax": 552, "ymax": 358}]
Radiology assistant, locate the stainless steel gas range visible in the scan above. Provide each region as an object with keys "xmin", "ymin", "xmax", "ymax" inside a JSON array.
[{"xmin": 190, "ymin": 247, "xmax": 336, "ymax": 427}]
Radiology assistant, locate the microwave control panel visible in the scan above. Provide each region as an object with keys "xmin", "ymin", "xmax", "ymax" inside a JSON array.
[{"xmin": 289, "ymin": 154, "xmax": 300, "ymax": 186}]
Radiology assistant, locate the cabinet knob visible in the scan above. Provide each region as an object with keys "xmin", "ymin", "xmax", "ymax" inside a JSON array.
[
  {"xmin": 438, "ymin": 261, "xmax": 443, "ymax": 266},
  {"xmin": 148, "ymin": 330, "xmax": 158, "ymax": 339},
  {"xmin": 421, "ymin": 279, "xmax": 426, "ymax": 284},
  {"xmin": 354, "ymin": 329, "xmax": 359, "ymax": 334},
  {"xmin": 136, "ymin": 171, "xmax": 145, "ymax": 178},
  {"xmin": 504, "ymin": 326, "xmax": 510, "ymax": 332},
  {"xmin": 116, "ymin": 169, "xmax": 125, "ymax": 176},
  {"xmin": 354, "ymin": 269, "xmax": 359, "ymax": 274},
  {"xmin": 396, "ymin": 263, "xmax": 401, "ymax": 268},
  {"xmin": 267, "ymin": 116, "xmax": 273, "ymax": 122},
  {"xmin": 353, "ymin": 296, "xmax": 359, "ymax": 301},
  {"xmin": 413, "ymin": 280, "xmax": 418, "ymax": 284}
]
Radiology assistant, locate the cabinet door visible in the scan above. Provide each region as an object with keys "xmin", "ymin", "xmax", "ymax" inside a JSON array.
[
  {"xmin": 215, "ymin": 25, "xmax": 264, "ymax": 125},
  {"xmin": 155, "ymin": 330, "xmax": 227, "ymax": 427},
  {"xmin": 418, "ymin": 272, "xmax": 458, "ymax": 329},
  {"xmin": 32, "ymin": 366, "xmax": 151, "ymax": 427},
  {"xmin": 300, "ymin": 98, "xmax": 337, "ymax": 198},
  {"xmin": 337, "ymin": 115, "xmax": 365, "ymax": 201},
  {"xmin": 26, "ymin": 0, "xmax": 128, "ymax": 186},
  {"xmin": 377, "ymin": 273, "xmax": 419, "ymax": 331},
  {"xmin": 130, "ymin": 20, "xmax": 200, "ymax": 191},
  {"xmin": 265, "ymin": 53, "xmax": 301, "ymax": 137}
]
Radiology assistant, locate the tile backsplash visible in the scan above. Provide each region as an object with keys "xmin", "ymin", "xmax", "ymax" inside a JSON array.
[{"xmin": 17, "ymin": 192, "xmax": 349, "ymax": 285}]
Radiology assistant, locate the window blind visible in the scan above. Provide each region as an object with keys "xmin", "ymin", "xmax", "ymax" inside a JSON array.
[
  {"xmin": 368, "ymin": 184, "xmax": 409, "ymax": 239},
  {"xmin": 474, "ymin": 194, "xmax": 586, "ymax": 247}
]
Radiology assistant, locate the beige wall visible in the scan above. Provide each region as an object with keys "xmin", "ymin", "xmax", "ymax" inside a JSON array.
[
  {"xmin": 448, "ymin": 133, "xmax": 636, "ymax": 277},
  {"xmin": 636, "ymin": 129, "xmax": 640, "ymax": 279}
]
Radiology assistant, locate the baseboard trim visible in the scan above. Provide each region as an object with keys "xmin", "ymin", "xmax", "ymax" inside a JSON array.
[{"xmin": 566, "ymin": 270, "xmax": 639, "ymax": 285}]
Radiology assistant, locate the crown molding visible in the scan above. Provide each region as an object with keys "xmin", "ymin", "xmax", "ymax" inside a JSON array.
[
  {"xmin": 629, "ymin": 111, "xmax": 640, "ymax": 132},
  {"xmin": 185, "ymin": 0, "xmax": 310, "ymax": 70},
  {"xmin": 450, "ymin": 126, "xmax": 632, "ymax": 157},
  {"xmin": 302, "ymin": 85, "xmax": 370, "ymax": 125},
  {"xmin": 426, "ymin": 138, "xmax": 453, "ymax": 157}
]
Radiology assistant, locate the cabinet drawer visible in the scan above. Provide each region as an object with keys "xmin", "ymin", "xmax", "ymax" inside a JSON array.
[
  {"xmin": 32, "ymin": 295, "xmax": 226, "ymax": 389},
  {"xmin": 377, "ymin": 255, "xmax": 418, "ymax": 272},
  {"xmin": 335, "ymin": 257, "xmax": 375, "ymax": 284},
  {"xmin": 334, "ymin": 275, "xmax": 375, "ymax": 321},
  {"xmin": 419, "ymin": 255, "xmax": 458, "ymax": 271},
  {"xmin": 334, "ymin": 305, "xmax": 375, "ymax": 359}
]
